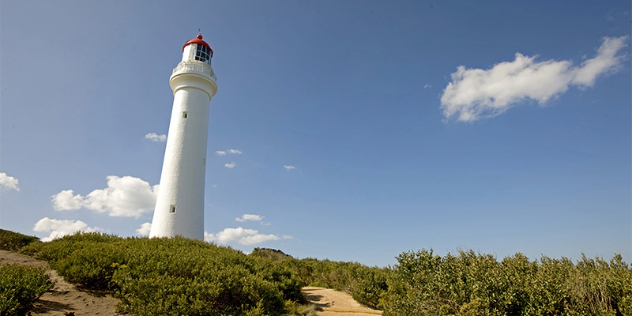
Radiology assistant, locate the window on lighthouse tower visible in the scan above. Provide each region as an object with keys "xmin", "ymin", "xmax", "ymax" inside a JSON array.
[{"xmin": 194, "ymin": 44, "xmax": 211, "ymax": 65}]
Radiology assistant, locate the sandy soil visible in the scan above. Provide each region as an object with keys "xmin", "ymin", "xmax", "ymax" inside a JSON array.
[
  {"xmin": 302, "ymin": 287, "xmax": 382, "ymax": 316},
  {"xmin": 0, "ymin": 250, "xmax": 122, "ymax": 316},
  {"xmin": 2, "ymin": 250, "xmax": 382, "ymax": 316}
]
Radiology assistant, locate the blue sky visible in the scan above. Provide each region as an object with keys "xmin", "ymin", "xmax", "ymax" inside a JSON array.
[{"xmin": 1, "ymin": 0, "xmax": 630, "ymax": 267}]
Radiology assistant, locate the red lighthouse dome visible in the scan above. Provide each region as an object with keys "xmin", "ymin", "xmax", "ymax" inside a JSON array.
[{"xmin": 183, "ymin": 34, "xmax": 213, "ymax": 57}]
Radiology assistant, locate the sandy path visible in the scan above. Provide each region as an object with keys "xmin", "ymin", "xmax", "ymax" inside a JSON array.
[
  {"xmin": 0, "ymin": 250, "xmax": 122, "ymax": 316},
  {"xmin": 302, "ymin": 287, "xmax": 382, "ymax": 316}
]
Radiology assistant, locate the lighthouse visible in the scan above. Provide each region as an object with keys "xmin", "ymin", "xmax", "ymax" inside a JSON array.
[{"xmin": 149, "ymin": 34, "xmax": 217, "ymax": 240}]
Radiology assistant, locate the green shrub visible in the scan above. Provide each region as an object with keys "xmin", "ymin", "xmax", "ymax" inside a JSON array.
[
  {"xmin": 0, "ymin": 229, "xmax": 39, "ymax": 252},
  {"xmin": 381, "ymin": 249, "xmax": 632, "ymax": 316},
  {"xmin": 274, "ymin": 258, "xmax": 315, "ymax": 287},
  {"xmin": 568, "ymin": 254, "xmax": 632, "ymax": 315},
  {"xmin": 350, "ymin": 266, "xmax": 389, "ymax": 309},
  {"xmin": 251, "ymin": 248, "xmax": 293, "ymax": 261},
  {"xmin": 24, "ymin": 233, "xmax": 304, "ymax": 315},
  {"xmin": 111, "ymin": 239, "xmax": 290, "ymax": 315},
  {"xmin": 284, "ymin": 300, "xmax": 319, "ymax": 316},
  {"xmin": 15, "ymin": 229, "xmax": 630, "ymax": 315},
  {"xmin": 52, "ymin": 242, "xmax": 126, "ymax": 290},
  {"xmin": 0, "ymin": 264, "xmax": 53, "ymax": 315}
]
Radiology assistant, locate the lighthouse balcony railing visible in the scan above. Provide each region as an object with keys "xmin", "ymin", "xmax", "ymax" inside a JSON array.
[{"xmin": 172, "ymin": 61, "xmax": 217, "ymax": 81}]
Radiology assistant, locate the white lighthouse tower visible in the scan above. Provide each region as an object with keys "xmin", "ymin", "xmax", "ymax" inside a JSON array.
[{"xmin": 149, "ymin": 34, "xmax": 217, "ymax": 240}]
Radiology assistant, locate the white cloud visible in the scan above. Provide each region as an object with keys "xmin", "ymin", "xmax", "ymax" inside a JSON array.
[
  {"xmin": 216, "ymin": 149, "xmax": 242, "ymax": 156},
  {"xmin": 51, "ymin": 176, "xmax": 159, "ymax": 218},
  {"xmin": 284, "ymin": 165, "xmax": 296, "ymax": 171},
  {"xmin": 240, "ymin": 234, "xmax": 281, "ymax": 245},
  {"xmin": 572, "ymin": 37, "xmax": 627, "ymax": 87},
  {"xmin": 51, "ymin": 190, "xmax": 84, "ymax": 210},
  {"xmin": 33, "ymin": 217, "xmax": 99, "ymax": 242},
  {"xmin": 440, "ymin": 36, "xmax": 628, "ymax": 122},
  {"xmin": 0, "ymin": 172, "xmax": 20, "ymax": 191},
  {"xmin": 145, "ymin": 133, "xmax": 167, "ymax": 142},
  {"xmin": 424, "ymin": 83, "xmax": 432, "ymax": 89},
  {"xmin": 204, "ymin": 227, "xmax": 288, "ymax": 245},
  {"xmin": 136, "ymin": 222, "xmax": 152, "ymax": 236},
  {"xmin": 236, "ymin": 214, "xmax": 264, "ymax": 222},
  {"xmin": 224, "ymin": 162, "xmax": 236, "ymax": 168}
]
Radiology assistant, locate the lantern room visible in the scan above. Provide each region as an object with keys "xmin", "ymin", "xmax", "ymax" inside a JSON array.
[{"xmin": 182, "ymin": 34, "xmax": 214, "ymax": 65}]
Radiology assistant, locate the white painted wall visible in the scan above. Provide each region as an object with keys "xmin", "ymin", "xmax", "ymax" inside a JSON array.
[
  {"xmin": 183, "ymin": 44, "xmax": 195, "ymax": 61},
  {"xmin": 149, "ymin": 44, "xmax": 217, "ymax": 240}
]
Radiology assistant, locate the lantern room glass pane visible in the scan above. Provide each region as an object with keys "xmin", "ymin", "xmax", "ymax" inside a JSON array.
[{"xmin": 194, "ymin": 44, "xmax": 211, "ymax": 65}]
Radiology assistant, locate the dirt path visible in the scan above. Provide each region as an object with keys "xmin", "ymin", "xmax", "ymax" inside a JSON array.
[
  {"xmin": 0, "ymin": 250, "xmax": 122, "ymax": 316},
  {"xmin": 302, "ymin": 287, "xmax": 382, "ymax": 316}
]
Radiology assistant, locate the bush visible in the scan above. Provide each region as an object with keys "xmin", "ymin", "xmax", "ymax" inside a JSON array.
[
  {"xmin": 381, "ymin": 249, "xmax": 632, "ymax": 316},
  {"xmin": 0, "ymin": 229, "xmax": 39, "ymax": 252},
  {"xmin": 351, "ymin": 266, "xmax": 389, "ymax": 309},
  {"xmin": 53, "ymin": 242, "xmax": 126, "ymax": 290},
  {"xmin": 112, "ymin": 238, "xmax": 291, "ymax": 315},
  {"xmin": 23, "ymin": 233, "xmax": 304, "ymax": 315},
  {"xmin": 16, "ymin": 230, "xmax": 629, "ymax": 315},
  {"xmin": 251, "ymin": 248, "xmax": 293, "ymax": 261},
  {"xmin": 0, "ymin": 264, "xmax": 53, "ymax": 315}
]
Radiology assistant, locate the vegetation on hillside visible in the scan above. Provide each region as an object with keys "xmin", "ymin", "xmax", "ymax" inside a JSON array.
[
  {"xmin": 1, "ymin": 230, "xmax": 630, "ymax": 315},
  {"xmin": 251, "ymin": 248, "xmax": 388, "ymax": 310},
  {"xmin": 252, "ymin": 248, "xmax": 632, "ymax": 315},
  {"xmin": 382, "ymin": 249, "xmax": 632, "ymax": 316},
  {"xmin": 20, "ymin": 233, "xmax": 305, "ymax": 316},
  {"xmin": 0, "ymin": 230, "xmax": 52, "ymax": 316},
  {"xmin": 0, "ymin": 229, "xmax": 40, "ymax": 252},
  {"xmin": 0, "ymin": 264, "xmax": 54, "ymax": 316}
]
